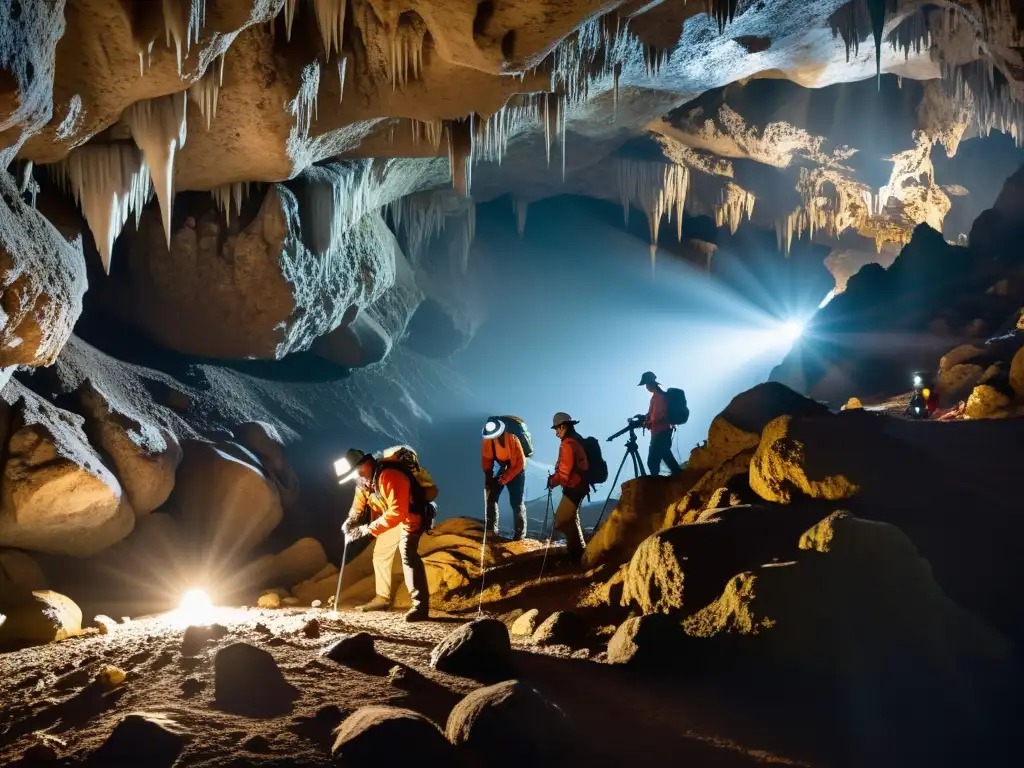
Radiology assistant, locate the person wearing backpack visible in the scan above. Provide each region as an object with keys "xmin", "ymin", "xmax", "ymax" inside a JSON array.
[
  {"xmin": 639, "ymin": 371, "xmax": 683, "ymax": 476},
  {"xmin": 481, "ymin": 416, "xmax": 530, "ymax": 540},
  {"xmin": 546, "ymin": 412, "xmax": 589, "ymax": 561},
  {"xmin": 336, "ymin": 447, "xmax": 432, "ymax": 622}
]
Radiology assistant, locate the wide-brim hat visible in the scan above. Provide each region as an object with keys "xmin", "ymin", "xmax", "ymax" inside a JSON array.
[
  {"xmin": 481, "ymin": 417, "xmax": 506, "ymax": 440},
  {"xmin": 638, "ymin": 371, "xmax": 658, "ymax": 386},
  {"xmin": 334, "ymin": 448, "xmax": 371, "ymax": 484},
  {"xmin": 551, "ymin": 412, "xmax": 578, "ymax": 429}
]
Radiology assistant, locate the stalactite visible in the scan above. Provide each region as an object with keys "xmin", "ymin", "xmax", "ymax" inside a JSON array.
[
  {"xmin": 312, "ymin": 0, "xmax": 347, "ymax": 61},
  {"xmin": 410, "ymin": 118, "xmax": 444, "ymax": 149},
  {"xmin": 47, "ymin": 144, "xmax": 153, "ymax": 273},
  {"xmin": 337, "ymin": 57, "xmax": 348, "ymax": 103},
  {"xmin": 122, "ymin": 92, "xmax": 188, "ymax": 249},
  {"xmin": 513, "ymin": 196, "xmax": 528, "ymax": 238},
  {"xmin": 390, "ymin": 190, "xmax": 450, "ymax": 262},
  {"xmin": 714, "ymin": 182, "xmax": 755, "ymax": 235},
  {"xmin": 160, "ymin": 0, "xmax": 208, "ymax": 74},
  {"xmin": 705, "ymin": 0, "xmax": 740, "ymax": 34},
  {"xmin": 283, "ymin": 0, "xmax": 297, "ymax": 42},
  {"xmin": 447, "ymin": 117, "xmax": 474, "ymax": 196},
  {"xmin": 291, "ymin": 61, "xmax": 321, "ymax": 138},
  {"xmin": 210, "ymin": 181, "xmax": 251, "ymax": 225},
  {"xmin": 188, "ymin": 66, "xmax": 220, "ymax": 130},
  {"xmin": 386, "ymin": 15, "xmax": 427, "ymax": 92},
  {"xmin": 887, "ymin": 7, "xmax": 932, "ymax": 60},
  {"xmin": 617, "ymin": 159, "xmax": 690, "ymax": 248},
  {"xmin": 942, "ymin": 59, "xmax": 1024, "ymax": 147}
]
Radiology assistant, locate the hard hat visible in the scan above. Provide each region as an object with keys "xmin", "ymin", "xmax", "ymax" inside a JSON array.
[
  {"xmin": 551, "ymin": 412, "xmax": 578, "ymax": 429},
  {"xmin": 482, "ymin": 417, "xmax": 506, "ymax": 440},
  {"xmin": 333, "ymin": 447, "xmax": 371, "ymax": 484},
  {"xmin": 638, "ymin": 371, "xmax": 658, "ymax": 386}
]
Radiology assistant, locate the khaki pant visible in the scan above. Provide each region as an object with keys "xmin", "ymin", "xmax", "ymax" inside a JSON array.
[
  {"xmin": 372, "ymin": 524, "xmax": 402, "ymax": 600},
  {"xmin": 554, "ymin": 492, "xmax": 585, "ymax": 558},
  {"xmin": 371, "ymin": 523, "xmax": 430, "ymax": 612}
]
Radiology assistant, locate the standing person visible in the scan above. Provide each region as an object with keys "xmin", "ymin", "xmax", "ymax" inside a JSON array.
[
  {"xmin": 336, "ymin": 447, "xmax": 431, "ymax": 622},
  {"xmin": 639, "ymin": 371, "xmax": 682, "ymax": 476},
  {"xmin": 546, "ymin": 412, "xmax": 588, "ymax": 562},
  {"xmin": 481, "ymin": 416, "xmax": 528, "ymax": 540}
]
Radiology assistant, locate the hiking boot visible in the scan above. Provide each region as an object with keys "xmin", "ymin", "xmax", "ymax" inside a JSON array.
[
  {"xmin": 355, "ymin": 596, "xmax": 391, "ymax": 612},
  {"xmin": 404, "ymin": 608, "xmax": 430, "ymax": 623}
]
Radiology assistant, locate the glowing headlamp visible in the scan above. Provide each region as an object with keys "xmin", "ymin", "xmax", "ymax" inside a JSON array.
[
  {"xmin": 333, "ymin": 457, "xmax": 352, "ymax": 478},
  {"xmin": 913, "ymin": 375, "xmax": 923, "ymax": 387}
]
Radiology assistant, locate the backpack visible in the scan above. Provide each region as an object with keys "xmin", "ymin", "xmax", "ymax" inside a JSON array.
[
  {"xmin": 578, "ymin": 436, "xmax": 607, "ymax": 490},
  {"xmin": 498, "ymin": 415, "xmax": 534, "ymax": 458},
  {"xmin": 375, "ymin": 445, "xmax": 439, "ymax": 515},
  {"xmin": 665, "ymin": 387, "xmax": 690, "ymax": 426}
]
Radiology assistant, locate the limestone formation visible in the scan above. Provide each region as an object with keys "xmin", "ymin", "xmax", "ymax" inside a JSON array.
[
  {"xmin": 0, "ymin": 590, "xmax": 82, "ymax": 648},
  {"xmin": 0, "ymin": 382, "xmax": 133, "ymax": 556},
  {"xmin": 235, "ymin": 420, "xmax": 300, "ymax": 507},
  {"xmin": 172, "ymin": 441, "xmax": 283, "ymax": 561},
  {"xmin": 964, "ymin": 384, "xmax": 1013, "ymax": 419}
]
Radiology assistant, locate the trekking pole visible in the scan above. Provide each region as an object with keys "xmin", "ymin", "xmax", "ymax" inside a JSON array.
[
  {"xmin": 477, "ymin": 481, "xmax": 490, "ymax": 615},
  {"xmin": 537, "ymin": 487, "xmax": 554, "ymax": 581},
  {"xmin": 332, "ymin": 534, "xmax": 350, "ymax": 614}
]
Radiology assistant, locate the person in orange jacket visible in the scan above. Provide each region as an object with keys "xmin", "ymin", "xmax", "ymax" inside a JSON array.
[
  {"xmin": 546, "ymin": 412, "xmax": 588, "ymax": 561},
  {"xmin": 639, "ymin": 371, "xmax": 681, "ymax": 476},
  {"xmin": 481, "ymin": 418, "xmax": 528, "ymax": 540},
  {"xmin": 338, "ymin": 448, "xmax": 430, "ymax": 622}
]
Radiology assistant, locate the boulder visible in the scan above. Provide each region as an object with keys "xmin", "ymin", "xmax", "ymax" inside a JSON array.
[
  {"xmin": 0, "ymin": 590, "xmax": 81, "ymax": 648},
  {"xmin": 680, "ymin": 511, "xmax": 1014, "ymax": 766},
  {"xmin": 936, "ymin": 363, "xmax": 984, "ymax": 402},
  {"xmin": 313, "ymin": 313, "xmax": 392, "ymax": 368},
  {"xmin": 332, "ymin": 706, "xmax": 456, "ymax": 765},
  {"xmin": 445, "ymin": 680, "xmax": 573, "ymax": 767},
  {"xmin": 510, "ymin": 608, "xmax": 539, "ymax": 637},
  {"xmin": 213, "ymin": 642, "xmax": 299, "ymax": 717},
  {"xmin": 429, "ymin": 618, "xmax": 513, "ymax": 681},
  {"xmin": 606, "ymin": 613, "xmax": 688, "ymax": 668},
  {"xmin": 239, "ymin": 537, "xmax": 329, "ymax": 592},
  {"xmin": 964, "ymin": 384, "xmax": 1012, "ymax": 419},
  {"xmin": 582, "ymin": 469, "xmax": 703, "ymax": 568},
  {"xmin": 940, "ymin": 344, "xmax": 985, "ymax": 372},
  {"xmin": 0, "ymin": 548, "xmax": 46, "ymax": 601},
  {"xmin": 664, "ymin": 449, "xmax": 756, "ymax": 527},
  {"xmin": 622, "ymin": 504, "xmax": 826, "ymax": 615},
  {"xmin": 749, "ymin": 412, "xmax": 869, "ymax": 504},
  {"xmin": 257, "ymin": 592, "xmax": 281, "ymax": 609},
  {"xmin": 172, "ymin": 441, "xmax": 283, "ymax": 561},
  {"xmin": 1010, "ymin": 344, "xmax": 1024, "ymax": 398},
  {"xmin": 90, "ymin": 712, "xmax": 189, "ymax": 768},
  {"xmin": 234, "ymin": 421, "xmax": 300, "ymax": 507},
  {"xmin": 0, "ymin": 383, "xmax": 133, "ymax": 556},
  {"xmin": 323, "ymin": 632, "xmax": 376, "ymax": 665},
  {"xmin": 530, "ymin": 610, "xmax": 587, "ymax": 648},
  {"xmin": 687, "ymin": 383, "xmax": 829, "ymax": 472},
  {"xmin": 78, "ymin": 383, "xmax": 182, "ymax": 515}
]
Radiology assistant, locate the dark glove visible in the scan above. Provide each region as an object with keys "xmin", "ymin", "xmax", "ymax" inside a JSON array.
[
  {"xmin": 546, "ymin": 474, "xmax": 556, "ymax": 490},
  {"xmin": 345, "ymin": 524, "xmax": 370, "ymax": 542}
]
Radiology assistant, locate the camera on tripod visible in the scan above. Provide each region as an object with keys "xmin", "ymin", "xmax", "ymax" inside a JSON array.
[{"xmin": 607, "ymin": 414, "xmax": 647, "ymax": 442}]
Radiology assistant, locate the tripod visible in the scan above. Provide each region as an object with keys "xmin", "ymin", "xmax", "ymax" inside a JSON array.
[{"xmin": 592, "ymin": 418, "xmax": 647, "ymax": 533}]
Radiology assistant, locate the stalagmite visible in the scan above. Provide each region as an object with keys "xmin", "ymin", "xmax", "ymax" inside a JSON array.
[
  {"xmin": 122, "ymin": 92, "xmax": 188, "ymax": 248},
  {"xmin": 188, "ymin": 67, "xmax": 220, "ymax": 130},
  {"xmin": 312, "ymin": 0, "xmax": 347, "ymax": 61},
  {"xmin": 47, "ymin": 144, "xmax": 153, "ymax": 273},
  {"xmin": 512, "ymin": 197, "xmax": 528, "ymax": 238},
  {"xmin": 210, "ymin": 181, "xmax": 251, "ymax": 225},
  {"xmin": 291, "ymin": 62, "xmax": 321, "ymax": 138}
]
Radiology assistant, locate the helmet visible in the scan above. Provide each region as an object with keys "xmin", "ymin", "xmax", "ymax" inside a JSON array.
[
  {"xmin": 638, "ymin": 371, "xmax": 658, "ymax": 386},
  {"xmin": 333, "ymin": 447, "xmax": 371, "ymax": 484},
  {"xmin": 481, "ymin": 417, "xmax": 506, "ymax": 440},
  {"xmin": 551, "ymin": 412, "xmax": 578, "ymax": 429}
]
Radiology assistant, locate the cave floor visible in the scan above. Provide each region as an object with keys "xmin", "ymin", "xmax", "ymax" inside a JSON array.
[{"xmin": 0, "ymin": 607, "xmax": 821, "ymax": 767}]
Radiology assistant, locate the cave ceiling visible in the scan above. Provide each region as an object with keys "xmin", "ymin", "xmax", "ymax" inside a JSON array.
[{"xmin": 3, "ymin": 0, "xmax": 1024, "ymax": 372}]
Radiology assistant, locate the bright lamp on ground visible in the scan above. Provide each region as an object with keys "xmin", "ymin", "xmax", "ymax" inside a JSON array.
[{"xmin": 178, "ymin": 589, "xmax": 214, "ymax": 625}]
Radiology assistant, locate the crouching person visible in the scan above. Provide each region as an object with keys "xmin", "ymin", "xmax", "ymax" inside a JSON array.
[{"xmin": 336, "ymin": 447, "xmax": 434, "ymax": 622}]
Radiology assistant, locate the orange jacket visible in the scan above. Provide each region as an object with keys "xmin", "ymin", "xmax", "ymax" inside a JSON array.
[
  {"xmin": 550, "ymin": 435, "xmax": 588, "ymax": 489},
  {"xmin": 646, "ymin": 389, "xmax": 670, "ymax": 434},
  {"xmin": 350, "ymin": 467, "xmax": 422, "ymax": 536},
  {"xmin": 481, "ymin": 433, "xmax": 525, "ymax": 485}
]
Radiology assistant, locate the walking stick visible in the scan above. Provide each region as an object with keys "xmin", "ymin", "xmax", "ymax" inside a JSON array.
[
  {"xmin": 332, "ymin": 534, "xmax": 350, "ymax": 613},
  {"xmin": 477, "ymin": 480, "xmax": 491, "ymax": 614},
  {"xmin": 537, "ymin": 486, "xmax": 555, "ymax": 581}
]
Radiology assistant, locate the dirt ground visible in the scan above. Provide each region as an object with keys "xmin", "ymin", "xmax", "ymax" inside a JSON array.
[{"xmin": 0, "ymin": 606, "xmax": 819, "ymax": 767}]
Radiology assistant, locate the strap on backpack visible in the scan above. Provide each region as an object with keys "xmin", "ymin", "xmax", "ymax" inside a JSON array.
[{"xmin": 373, "ymin": 460, "xmax": 426, "ymax": 514}]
